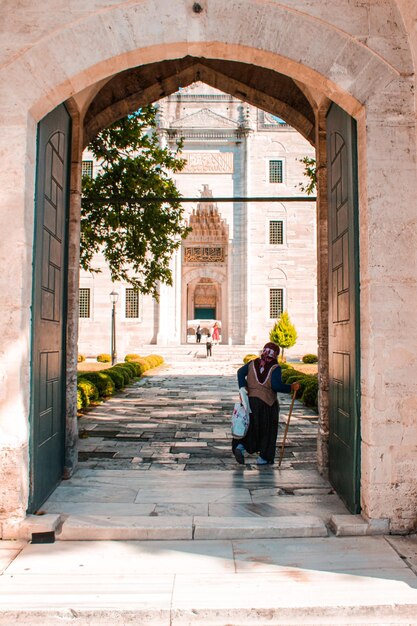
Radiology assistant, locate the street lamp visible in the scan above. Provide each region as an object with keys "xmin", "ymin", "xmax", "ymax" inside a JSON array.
[{"xmin": 109, "ymin": 290, "xmax": 119, "ymax": 365}]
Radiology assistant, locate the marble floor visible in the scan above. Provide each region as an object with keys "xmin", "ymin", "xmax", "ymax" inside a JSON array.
[{"xmin": 42, "ymin": 350, "xmax": 351, "ymax": 526}]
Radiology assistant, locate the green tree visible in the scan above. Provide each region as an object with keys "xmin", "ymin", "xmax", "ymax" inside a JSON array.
[
  {"xmin": 81, "ymin": 106, "xmax": 189, "ymax": 298},
  {"xmin": 298, "ymin": 156, "xmax": 316, "ymax": 195},
  {"xmin": 269, "ymin": 311, "xmax": 297, "ymax": 361}
]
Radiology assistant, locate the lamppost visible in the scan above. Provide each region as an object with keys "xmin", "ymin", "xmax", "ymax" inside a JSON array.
[{"xmin": 109, "ymin": 290, "xmax": 119, "ymax": 365}]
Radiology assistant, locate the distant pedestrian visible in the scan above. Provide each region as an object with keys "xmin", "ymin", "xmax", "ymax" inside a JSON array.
[
  {"xmin": 212, "ymin": 321, "xmax": 220, "ymax": 344},
  {"xmin": 196, "ymin": 325, "xmax": 202, "ymax": 343},
  {"xmin": 206, "ymin": 334, "xmax": 212, "ymax": 357}
]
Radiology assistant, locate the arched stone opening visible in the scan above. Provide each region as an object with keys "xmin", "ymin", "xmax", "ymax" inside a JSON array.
[{"xmin": 0, "ymin": 0, "xmax": 416, "ymax": 532}]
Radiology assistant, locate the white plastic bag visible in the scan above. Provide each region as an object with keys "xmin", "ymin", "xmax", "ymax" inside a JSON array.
[{"xmin": 231, "ymin": 402, "xmax": 250, "ymax": 439}]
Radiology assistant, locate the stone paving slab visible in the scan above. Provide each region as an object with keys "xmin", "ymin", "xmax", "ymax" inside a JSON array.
[{"xmin": 1, "ymin": 536, "xmax": 417, "ymax": 625}]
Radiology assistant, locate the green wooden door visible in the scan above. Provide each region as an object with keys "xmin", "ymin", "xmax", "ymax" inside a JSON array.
[
  {"xmin": 326, "ymin": 103, "xmax": 361, "ymax": 513},
  {"xmin": 29, "ymin": 104, "xmax": 71, "ymax": 512}
]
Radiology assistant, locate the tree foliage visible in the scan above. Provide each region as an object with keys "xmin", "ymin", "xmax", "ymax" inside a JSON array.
[
  {"xmin": 81, "ymin": 106, "xmax": 189, "ymax": 298},
  {"xmin": 269, "ymin": 311, "xmax": 297, "ymax": 361},
  {"xmin": 298, "ymin": 156, "xmax": 316, "ymax": 195}
]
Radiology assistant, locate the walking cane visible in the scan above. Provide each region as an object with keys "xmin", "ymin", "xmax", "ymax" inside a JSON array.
[{"xmin": 278, "ymin": 388, "xmax": 297, "ymax": 468}]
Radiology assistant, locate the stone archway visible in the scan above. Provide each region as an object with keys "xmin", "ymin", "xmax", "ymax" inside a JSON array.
[{"xmin": 0, "ymin": 0, "xmax": 416, "ymax": 531}]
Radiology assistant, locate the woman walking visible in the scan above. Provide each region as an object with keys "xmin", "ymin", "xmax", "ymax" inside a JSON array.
[{"xmin": 233, "ymin": 342, "xmax": 299, "ymax": 465}]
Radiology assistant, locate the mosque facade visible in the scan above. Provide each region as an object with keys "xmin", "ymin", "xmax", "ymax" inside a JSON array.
[{"xmin": 78, "ymin": 85, "xmax": 317, "ymax": 358}]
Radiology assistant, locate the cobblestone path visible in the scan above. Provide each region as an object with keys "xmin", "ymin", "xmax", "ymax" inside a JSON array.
[{"xmin": 78, "ymin": 355, "xmax": 319, "ymax": 472}]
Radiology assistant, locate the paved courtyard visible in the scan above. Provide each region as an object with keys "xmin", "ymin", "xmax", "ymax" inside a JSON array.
[
  {"xmin": 41, "ymin": 348, "xmax": 351, "ymax": 527},
  {"xmin": 2, "ymin": 348, "xmax": 417, "ymax": 624},
  {"xmin": 76, "ymin": 348, "xmax": 319, "ymax": 472}
]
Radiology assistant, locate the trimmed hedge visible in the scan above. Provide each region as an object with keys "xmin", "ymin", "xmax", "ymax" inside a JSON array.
[
  {"xmin": 243, "ymin": 354, "xmax": 258, "ymax": 364},
  {"xmin": 105, "ymin": 367, "xmax": 125, "ymax": 390},
  {"xmin": 78, "ymin": 371, "xmax": 115, "ymax": 398},
  {"xmin": 301, "ymin": 378, "xmax": 319, "ymax": 407},
  {"xmin": 125, "ymin": 353, "xmax": 141, "ymax": 362},
  {"xmin": 111, "ymin": 365, "xmax": 130, "ymax": 384},
  {"xmin": 97, "ymin": 353, "xmax": 111, "ymax": 363},
  {"xmin": 77, "ymin": 377, "xmax": 100, "ymax": 408},
  {"xmin": 78, "ymin": 354, "xmax": 86, "ymax": 363},
  {"xmin": 277, "ymin": 364, "xmax": 319, "ymax": 409},
  {"xmin": 302, "ymin": 354, "xmax": 318, "ymax": 364},
  {"xmin": 77, "ymin": 353, "xmax": 164, "ymax": 413},
  {"xmin": 124, "ymin": 354, "xmax": 164, "ymax": 375}
]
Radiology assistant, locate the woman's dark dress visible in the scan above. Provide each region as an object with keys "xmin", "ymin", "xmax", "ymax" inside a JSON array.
[{"xmin": 232, "ymin": 360, "xmax": 291, "ymax": 463}]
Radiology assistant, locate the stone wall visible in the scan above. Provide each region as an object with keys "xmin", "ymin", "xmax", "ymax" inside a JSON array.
[{"xmin": 0, "ymin": 0, "xmax": 416, "ymax": 531}]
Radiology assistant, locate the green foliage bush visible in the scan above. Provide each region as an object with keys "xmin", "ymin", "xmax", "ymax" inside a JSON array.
[
  {"xmin": 125, "ymin": 354, "xmax": 141, "ymax": 362},
  {"xmin": 97, "ymin": 353, "xmax": 111, "ymax": 363},
  {"xmin": 281, "ymin": 367, "xmax": 295, "ymax": 382},
  {"xmin": 105, "ymin": 367, "xmax": 125, "ymax": 390},
  {"xmin": 78, "ymin": 372, "xmax": 115, "ymax": 397},
  {"xmin": 269, "ymin": 311, "xmax": 297, "ymax": 360},
  {"xmin": 77, "ymin": 388, "xmax": 83, "ymax": 411},
  {"xmin": 78, "ymin": 354, "xmax": 86, "ymax": 363},
  {"xmin": 114, "ymin": 363, "xmax": 135, "ymax": 381},
  {"xmin": 243, "ymin": 354, "xmax": 258, "ymax": 364},
  {"xmin": 76, "ymin": 354, "xmax": 164, "ymax": 413},
  {"xmin": 77, "ymin": 377, "xmax": 100, "ymax": 408},
  {"xmin": 302, "ymin": 354, "xmax": 318, "ymax": 364},
  {"xmin": 301, "ymin": 377, "xmax": 319, "ymax": 408}
]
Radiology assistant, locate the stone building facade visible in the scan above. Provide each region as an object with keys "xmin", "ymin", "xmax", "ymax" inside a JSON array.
[
  {"xmin": 78, "ymin": 85, "xmax": 317, "ymax": 357},
  {"xmin": 1, "ymin": 1, "xmax": 417, "ymax": 534}
]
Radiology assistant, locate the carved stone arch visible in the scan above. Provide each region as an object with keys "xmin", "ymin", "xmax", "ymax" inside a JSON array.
[
  {"xmin": 268, "ymin": 268, "xmax": 288, "ymax": 281},
  {"xmin": 183, "ymin": 267, "xmax": 227, "ymax": 284},
  {"xmin": 269, "ymin": 141, "xmax": 289, "ymax": 153}
]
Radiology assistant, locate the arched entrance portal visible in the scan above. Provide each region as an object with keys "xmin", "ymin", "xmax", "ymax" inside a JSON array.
[{"xmin": 1, "ymin": 0, "xmax": 416, "ymax": 533}]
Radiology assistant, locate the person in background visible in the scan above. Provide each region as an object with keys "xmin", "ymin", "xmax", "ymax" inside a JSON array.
[
  {"xmin": 196, "ymin": 325, "xmax": 202, "ymax": 343},
  {"xmin": 233, "ymin": 342, "xmax": 300, "ymax": 465},
  {"xmin": 206, "ymin": 333, "xmax": 213, "ymax": 357},
  {"xmin": 212, "ymin": 321, "xmax": 220, "ymax": 344}
]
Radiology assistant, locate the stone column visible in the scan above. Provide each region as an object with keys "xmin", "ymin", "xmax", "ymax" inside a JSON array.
[
  {"xmin": 64, "ymin": 99, "xmax": 83, "ymax": 478},
  {"xmin": 0, "ymin": 113, "xmax": 37, "ymax": 528}
]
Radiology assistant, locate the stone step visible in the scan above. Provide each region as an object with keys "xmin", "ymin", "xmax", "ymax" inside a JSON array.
[
  {"xmin": 56, "ymin": 514, "xmax": 327, "ymax": 541},
  {"xmin": 2, "ymin": 536, "xmax": 417, "ymax": 625}
]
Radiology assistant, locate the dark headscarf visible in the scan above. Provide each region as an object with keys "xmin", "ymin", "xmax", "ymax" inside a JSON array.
[{"xmin": 253, "ymin": 342, "xmax": 280, "ymax": 383}]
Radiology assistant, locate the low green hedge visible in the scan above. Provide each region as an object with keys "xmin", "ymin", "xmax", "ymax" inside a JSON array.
[
  {"xmin": 301, "ymin": 378, "xmax": 319, "ymax": 407},
  {"xmin": 112, "ymin": 364, "xmax": 133, "ymax": 384},
  {"xmin": 302, "ymin": 354, "xmax": 318, "ymax": 364},
  {"xmin": 77, "ymin": 377, "xmax": 100, "ymax": 408},
  {"xmin": 77, "ymin": 354, "xmax": 164, "ymax": 413},
  {"xmin": 125, "ymin": 353, "xmax": 141, "ymax": 362},
  {"xmin": 78, "ymin": 371, "xmax": 115, "ymax": 398},
  {"xmin": 97, "ymin": 353, "xmax": 111, "ymax": 363},
  {"xmin": 279, "ymin": 365, "xmax": 318, "ymax": 409},
  {"xmin": 105, "ymin": 367, "xmax": 125, "ymax": 390}
]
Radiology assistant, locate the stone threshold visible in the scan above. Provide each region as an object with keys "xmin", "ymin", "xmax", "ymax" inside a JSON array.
[{"xmin": 2, "ymin": 512, "xmax": 390, "ymax": 541}]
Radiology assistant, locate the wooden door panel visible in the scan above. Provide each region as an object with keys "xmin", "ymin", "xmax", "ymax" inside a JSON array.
[
  {"xmin": 327, "ymin": 103, "xmax": 361, "ymax": 513},
  {"xmin": 29, "ymin": 104, "xmax": 71, "ymax": 512}
]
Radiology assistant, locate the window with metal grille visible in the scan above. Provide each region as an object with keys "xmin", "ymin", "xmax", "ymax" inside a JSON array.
[
  {"xmin": 125, "ymin": 288, "xmax": 140, "ymax": 318},
  {"xmin": 269, "ymin": 220, "xmax": 283, "ymax": 245},
  {"xmin": 269, "ymin": 288, "xmax": 283, "ymax": 318},
  {"xmin": 79, "ymin": 288, "xmax": 90, "ymax": 318},
  {"xmin": 82, "ymin": 160, "xmax": 93, "ymax": 178},
  {"xmin": 269, "ymin": 160, "xmax": 283, "ymax": 183}
]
